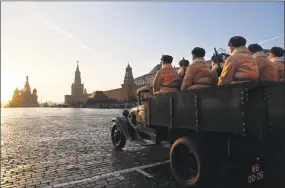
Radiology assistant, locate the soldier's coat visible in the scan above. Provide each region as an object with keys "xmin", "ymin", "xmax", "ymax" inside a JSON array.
[
  {"xmin": 212, "ymin": 62, "xmax": 224, "ymax": 72},
  {"xmin": 181, "ymin": 58, "xmax": 214, "ymax": 91},
  {"xmin": 270, "ymin": 56, "xmax": 284, "ymax": 81},
  {"xmin": 211, "ymin": 62, "xmax": 224, "ymax": 84},
  {"xmin": 152, "ymin": 64, "xmax": 179, "ymax": 94},
  {"xmin": 178, "ymin": 67, "xmax": 186, "ymax": 78},
  {"xmin": 218, "ymin": 46, "xmax": 259, "ymax": 85},
  {"xmin": 252, "ymin": 51, "xmax": 278, "ymax": 81}
]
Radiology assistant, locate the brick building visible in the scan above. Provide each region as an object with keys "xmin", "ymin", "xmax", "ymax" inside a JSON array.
[
  {"xmin": 64, "ymin": 61, "xmax": 90, "ymax": 105},
  {"xmin": 103, "ymin": 63, "xmax": 141, "ymax": 102}
]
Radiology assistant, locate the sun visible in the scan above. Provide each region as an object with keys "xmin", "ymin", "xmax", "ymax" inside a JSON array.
[
  {"xmin": 1, "ymin": 83, "xmax": 14, "ymax": 103},
  {"xmin": 1, "ymin": 72, "xmax": 24, "ymax": 104}
]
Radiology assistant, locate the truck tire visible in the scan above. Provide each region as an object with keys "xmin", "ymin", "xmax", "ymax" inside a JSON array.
[
  {"xmin": 170, "ymin": 136, "xmax": 208, "ymax": 187},
  {"xmin": 111, "ymin": 124, "xmax": 126, "ymax": 149}
]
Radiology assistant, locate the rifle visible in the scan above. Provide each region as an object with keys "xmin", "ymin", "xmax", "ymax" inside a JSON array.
[{"xmin": 213, "ymin": 48, "xmax": 228, "ymax": 77}]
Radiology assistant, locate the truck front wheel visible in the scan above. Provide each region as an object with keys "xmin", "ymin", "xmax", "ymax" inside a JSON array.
[
  {"xmin": 111, "ymin": 124, "xmax": 126, "ymax": 149},
  {"xmin": 170, "ymin": 136, "xmax": 208, "ymax": 187}
]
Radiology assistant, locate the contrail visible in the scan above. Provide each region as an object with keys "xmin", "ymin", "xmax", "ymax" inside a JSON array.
[
  {"xmin": 20, "ymin": 3, "xmax": 98, "ymax": 58},
  {"xmin": 36, "ymin": 16, "xmax": 98, "ymax": 58},
  {"xmin": 258, "ymin": 34, "xmax": 284, "ymax": 45}
]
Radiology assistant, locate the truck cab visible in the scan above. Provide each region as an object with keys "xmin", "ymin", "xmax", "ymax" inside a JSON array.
[{"xmin": 125, "ymin": 85, "xmax": 162, "ymax": 143}]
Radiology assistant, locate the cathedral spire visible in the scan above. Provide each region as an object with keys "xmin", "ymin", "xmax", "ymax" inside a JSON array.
[
  {"xmin": 76, "ymin": 61, "xmax": 79, "ymax": 71},
  {"xmin": 23, "ymin": 75, "xmax": 31, "ymax": 94},
  {"xmin": 74, "ymin": 61, "xmax": 81, "ymax": 84}
]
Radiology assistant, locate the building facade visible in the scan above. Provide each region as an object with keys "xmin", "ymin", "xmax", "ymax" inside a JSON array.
[
  {"xmin": 134, "ymin": 63, "xmax": 161, "ymax": 87},
  {"xmin": 64, "ymin": 62, "xmax": 90, "ymax": 105}
]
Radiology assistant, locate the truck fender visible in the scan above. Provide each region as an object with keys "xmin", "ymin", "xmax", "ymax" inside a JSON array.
[{"xmin": 111, "ymin": 117, "xmax": 140, "ymax": 141}]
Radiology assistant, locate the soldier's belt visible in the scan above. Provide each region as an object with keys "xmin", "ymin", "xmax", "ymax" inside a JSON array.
[
  {"xmin": 161, "ymin": 84, "xmax": 179, "ymax": 88},
  {"xmin": 233, "ymin": 78, "xmax": 256, "ymax": 82},
  {"xmin": 192, "ymin": 82, "xmax": 212, "ymax": 86}
]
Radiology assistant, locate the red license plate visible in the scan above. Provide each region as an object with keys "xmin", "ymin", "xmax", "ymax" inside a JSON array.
[{"xmin": 248, "ymin": 162, "xmax": 264, "ymax": 184}]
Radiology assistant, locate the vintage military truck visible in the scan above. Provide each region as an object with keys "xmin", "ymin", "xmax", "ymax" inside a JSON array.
[{"xmin": 110, "ymin": 81, "xmax": 285, "ymax": 188}]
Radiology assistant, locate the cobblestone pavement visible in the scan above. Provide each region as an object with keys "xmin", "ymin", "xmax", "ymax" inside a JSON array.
[{"xmin": 1, "ymin": 108, "xmax": 182, "ymax": 188}]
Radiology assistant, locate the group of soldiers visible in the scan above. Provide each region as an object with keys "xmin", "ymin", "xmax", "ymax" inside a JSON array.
[{"xmin": 152, "ymin": 36, "xmax": 284, "ymax": 94}]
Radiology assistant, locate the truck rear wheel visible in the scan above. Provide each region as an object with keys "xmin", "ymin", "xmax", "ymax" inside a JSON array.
[
  {"xmin": 111, "ymin": 124, "xmax": 126, "ymax": 149},
  {"xmin": 170, "ymin": 136, "xmax": 208, "ymax": 187}
]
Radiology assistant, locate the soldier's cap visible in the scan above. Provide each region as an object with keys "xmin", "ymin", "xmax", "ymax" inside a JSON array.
[
  {"xmin": 270, "ymin": 46, "xmax": 284, "ymax": 57},
  {"xmin": 228, "ymin": 36, "xmax": 247, "ymax": 47},
  {"xmin": 161, "ymin": 55, "xmax": 173, "ymax": 64},
  {"xmin": 211, "ymin": 54, "xmax": 224, "ymax": 63},
  {"xmin": 179, "ymin": 58, "xmax": 189, "ymax": 67},
  {"xmin": 191, "ymin": 47, "xmax": 206, "ymax": 57},
  {"xmin": 184, "ymin": 60, "xmax": 190, "ymax": 66},
  {"xmin": 248, "ymin": 43, "xmax": 263, "ymax": 53}
]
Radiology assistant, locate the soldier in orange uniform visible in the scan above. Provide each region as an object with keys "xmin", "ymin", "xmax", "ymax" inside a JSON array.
[
  {"xmin": 218, "ymin": 36, "xmax": 259, "ymax": 85},
  {"xmin": 152, "ymin": 55, "xmax": 180, "ymax": 94},
  {"xmin": 248, "ymin": 43, "xmax": 278, "ymax": 81},
  {"xmin": 181, "ymin": 47, "xmax": 214, "ymax": 90},
  {"xmin": 178, "ymin": 58, "xmax": 190, "ymax": 79},
  {"xmin": 269, "ymin": 46, "xmax": 284, "ymax": 81}
]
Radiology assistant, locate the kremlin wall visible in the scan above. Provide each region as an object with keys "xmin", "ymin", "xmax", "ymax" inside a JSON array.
[
  {"xmin": 64, "ymin": 59, "xmax": 213, "ymax": 107},
  {"xmin": 64, "ymin": 62, "xmax": 146, "ymax": 107}
]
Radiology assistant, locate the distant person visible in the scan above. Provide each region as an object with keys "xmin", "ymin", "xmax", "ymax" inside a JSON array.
[
  {"xmin": 152, "ymin": 55, "xmax": 180, "ymax": 94},
  {"xmin": 181, "ymin": 47, "xmax": 214, "ymax": 91},
  {"xmin": 269, "ymin": 46, "xmax": 284, "ymax": 81},
  {"xmin": 210, "ymin": 54, "xmax": 225, "ymax": 84},
  {"xmin": 218, "ymin": 36, "xmax": 259, "ymax": 85},
  {"xmin": 248, "ymin": 43, "xmax": 278, "ymax": 81},
  {"xmin": 177, "ymin": 58, "xmax": 190, "ymax": 78},
  {"xmin": 211, "ymin": 55, "xmax": 225, "ymax": 73}
]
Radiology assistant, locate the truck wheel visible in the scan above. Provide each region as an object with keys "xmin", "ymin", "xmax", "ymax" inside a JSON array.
[
  {"xmin": 111, "ymin": 124, "xmax": 126, "ymax": 149},
  {"xmin": 170, "ymin": 136, "xmax": 207, "ymax": 187}
]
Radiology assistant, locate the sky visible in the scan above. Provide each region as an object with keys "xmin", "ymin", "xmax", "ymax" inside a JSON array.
[{"xmin": 1, "ymin": 2, "xmax": 284, "ymax": 103}]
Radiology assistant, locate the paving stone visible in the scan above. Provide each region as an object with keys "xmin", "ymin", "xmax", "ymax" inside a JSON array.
[{"xmin": 1, "ymin": 110, "xmax": 180, "ymax": 188}]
